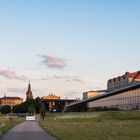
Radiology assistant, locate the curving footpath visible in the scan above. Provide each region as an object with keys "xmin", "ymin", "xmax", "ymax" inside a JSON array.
[{"xmin": 0, "ymin": 121, "xmax": 57, "ymax": 140}]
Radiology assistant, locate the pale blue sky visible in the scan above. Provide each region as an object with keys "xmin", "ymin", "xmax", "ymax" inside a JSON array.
[{"xmin": 0, "ymin": 0, "xmax": 140, "ymax": 99}]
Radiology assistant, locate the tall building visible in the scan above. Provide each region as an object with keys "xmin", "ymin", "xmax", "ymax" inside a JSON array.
[
  {"xmin": 26, "ymin": 82, "xmax": 34, "ymax": 101},
  {"xmin": 107, "ymin": 71, "xmax": 140, "ymax": 91}
]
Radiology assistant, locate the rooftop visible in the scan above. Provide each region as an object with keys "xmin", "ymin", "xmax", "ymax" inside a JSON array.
[
  {"xmin": 42, "ymin": 94, "xmax": 60, "ymax": 100},
  {"xmin": 108, "ymin": 71, "xmax": 140, "ymax": 83},
  {"xmin": 2, "ymin": 96, "xmax": 23, "ymax": 100}
]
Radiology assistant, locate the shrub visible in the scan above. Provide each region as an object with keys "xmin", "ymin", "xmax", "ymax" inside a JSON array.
[{"xmin": 1, "ymin": 105, "xmax": 11, "ymax": 114}]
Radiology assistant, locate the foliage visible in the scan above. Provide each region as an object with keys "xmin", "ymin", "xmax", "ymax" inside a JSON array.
[
  {"xmin": 34, "ymin": 97, "xmax": 44, "ymax": 114},
  {"xmin": 13, "ymin": 97, "xmax": 44, "ymax": 114},
  {"xmin": 28, "ymin": 106, "xmax": 36, "ymax": 115},
  {"xmin": 13, "ymin": 99, "xmax": 35, "ymax": 113},
  {"xmin": 1, "ymin": 105, "xmax": 11, "ymax": 114},
  {"xmin": 40, "ymin": 104, "xmax": 46, "ymax": 119}
]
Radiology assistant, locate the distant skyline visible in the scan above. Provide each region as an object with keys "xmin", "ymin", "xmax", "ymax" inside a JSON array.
[{"xmin": 0, "ymin": 0, "xmax": 140, "ymax": 100}]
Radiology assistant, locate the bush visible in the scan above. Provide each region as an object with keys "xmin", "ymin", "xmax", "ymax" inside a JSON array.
[
  {"xmin": 28, "ymin": 105, "xmax": 36, "ymax": 115},
  {"xmin": 13, "ymin": 97, "xmax": 44, "ymax": 114},
  {"xmin": 1, "ymin": 105, "xmax": 11, "ymax": 114}
]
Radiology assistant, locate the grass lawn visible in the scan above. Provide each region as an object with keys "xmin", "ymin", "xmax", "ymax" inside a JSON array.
[
  {"xmin": 0, "ymin": 115, "xmax": 24, "ymax": 136},
  {"xmin": 39, "ymin": 111, "xmax": 140, "ymax": 140}
]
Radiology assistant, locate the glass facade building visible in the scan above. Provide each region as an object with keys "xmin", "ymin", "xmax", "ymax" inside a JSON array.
[
  {"xmin": 64, "ymin": 83, "xmax": 140, "ymax": 112},
  {"xmin": 88, "ymin": 84, "xmax": 140, "ymax": 111}
]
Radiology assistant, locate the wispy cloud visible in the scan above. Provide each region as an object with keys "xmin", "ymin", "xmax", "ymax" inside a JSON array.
[
  {"xmin": 39, "ymin": 53, "xmax": 67, "ymax": 69},
  {"xmin": 64, "ymin": 91, "xmax": 77, "ymax": 97},
  {"xmin": 0, "ymin": 68, "xmax": 27, "ymax": 81},
  {"xmin": 7, "ymin": 87, "xmax": 26, "ymax": 93},
  {"xmin": 71, "ymin": 77, "xmax": 84, "ymax": 83},
  {"xmin": 7, "ymin": 87, "xmax": 44, "ymax": 99},
  {"xmin": 86, "ymin": 86, "xmax": 105, "ymax": 91},
  {"xmin": 36, "ymin": 75, "xmax": 84, "ymax": 84},
  {"xmin": 64, "ymin": 91, "xmax": 81, "ymax": 99}
]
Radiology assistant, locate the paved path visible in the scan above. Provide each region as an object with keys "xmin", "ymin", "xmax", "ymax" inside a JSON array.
[{"xmin": 0, "ymin": 121, "xmax": 57, "ymax": 140}]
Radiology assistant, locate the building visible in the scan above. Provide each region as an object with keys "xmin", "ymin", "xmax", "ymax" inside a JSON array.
[
  {"xmin": 42, "ymin": 94, "xmax": 61, "ymax": 112},
  {"xmin": 26, "ymin": 82, "xmax": 34, "ymax": 101},
  {"xmin": 64, "ymin": 71, "xmax": 140, "ymax": 112},
  {"xmin": 107, "ymin": 71, "xmax": 140, "ymax": 91},
  {"xmin": 42, "ymin": 93, "xmax": 76, "ymax": 112},
  {"xmin": 88, "ymin": 83, "xmax": 140, "ymax": 111},
  {"xmin": 64, "ymin": 83, "xmax": 140, "ymax": 112},
  {"xmin": 83, "ymin": 90, "xmax": 106, "ymax": 111},
  {"xmin": 0, "ymin": 95, "xmax": 23, "ymax": 108},
  {"xmin": 83, "ymin": 91, "xmax": 100, "ymax": 100},
  {"xmin": 43, "ymin": 94, "xmax": 60, "ymax": 100}
]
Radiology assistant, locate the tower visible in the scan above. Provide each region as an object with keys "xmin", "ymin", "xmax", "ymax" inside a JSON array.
[{"xmin": 26, "ymin": 81, "xmax": 33, "ymax": 101}]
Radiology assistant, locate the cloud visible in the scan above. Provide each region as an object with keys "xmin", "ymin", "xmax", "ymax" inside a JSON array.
[
  {"xmin": 86, "ymin": 86, "xmax": 105, "ymax": 91},
  {"xmin": 7, "ymin": 87, "xmax": 26, "ymax": 93},
  {"xmin": 64, "ymin": 91, "xmax": 81, "ymax": 99},
  {"xmin": 64, "ymin": 91, "xmax": 77, "ymax": 97},
  {"xmin": 7, "ymin": 87, "xmax": 43, "ymax": 95},
  {"xmin": 0, "ymin": 68, "xmax": 27, "ymax": 81},
  {"xmin": 36, "ymin": 75, "xmax": 84, "ymax": 84},
  {"xmin": 71, "ymin": 77, "xmax": 84, "ymax": 83},
  {"xmin": 39, "ymin": 53, "xmax": 67, "ymax": 69}
]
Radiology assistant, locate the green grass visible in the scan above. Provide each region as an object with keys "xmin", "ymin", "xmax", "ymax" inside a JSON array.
[
  {"xmin": 39, "ymin": 111, "xmax": 140, "ymax": 140},
  {"xmin": 0, "ymin": 115, "xmax": 24, "ymax": 136}
]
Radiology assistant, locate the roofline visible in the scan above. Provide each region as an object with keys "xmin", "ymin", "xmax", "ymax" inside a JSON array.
[
  {"xmin": 83, "ymin": 90, "xmax": 107, "ymax": 93},
  {"xmin": 66, "ymin": 83, "xmax": 140, "ymax": 107},
  {"xmin": 43, "ymin": 99, "xmax": 76, "ymax": 101},
  {"xmin": 2, "ymin": 97, "xmax": 23, "ymax": 99}
]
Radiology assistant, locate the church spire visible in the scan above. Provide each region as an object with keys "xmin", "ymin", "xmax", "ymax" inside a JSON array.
[
  {"xmin": 26, "ymin": 81, "xmax": 33, "ymax": 101},
  {"xmin": 28, "ymin": 80, "xmax": 31, "ymax": 91}
]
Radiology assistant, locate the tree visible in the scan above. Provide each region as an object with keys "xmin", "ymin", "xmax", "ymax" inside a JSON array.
[
  {"xmin": 28, "ymin": 106, "xmax": 36, "ymax": 115},
  {"xmin": 40, "ymin": 104, "xmax": 46, "ymax": 120},
  {"xmin": 34, "ymin": 97, "xmax": 44, "ymax": 114},
  {"xmin": 13, "ymin": 99, "xmax": 36, "ymax": 113},
  {"xmin": 1, "ymin": 105, "xmax": 11, "ymax": 114},
  {"xmin": 12, "ymin": 98, "xmax": 45, "ymax": 114}
]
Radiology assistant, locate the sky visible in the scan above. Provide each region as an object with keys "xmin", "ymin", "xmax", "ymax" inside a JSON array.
[{"xmin": 0, "ymin": 0, "xmax": 140, "ymax": 100}]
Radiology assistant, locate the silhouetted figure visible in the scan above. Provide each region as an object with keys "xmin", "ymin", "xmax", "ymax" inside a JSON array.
[{"xmin": 40, "ymin": 104, "xmax": 46, "ymax": 120}]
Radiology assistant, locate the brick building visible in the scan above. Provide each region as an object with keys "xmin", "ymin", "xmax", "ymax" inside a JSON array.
[{"xmin": 0, "ymin": 95, "xmax": 23, "ymax": 108}]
